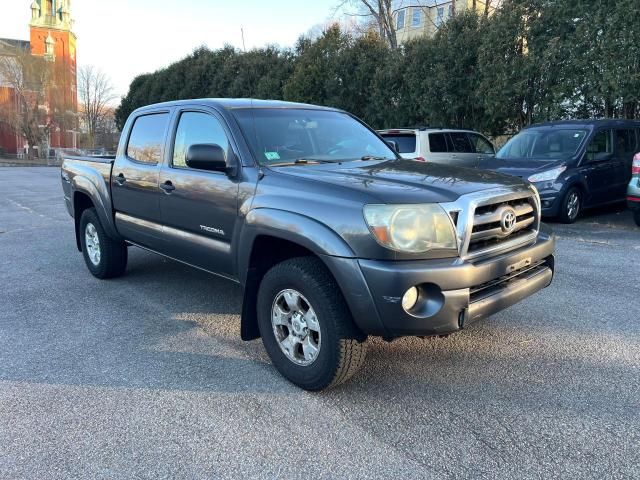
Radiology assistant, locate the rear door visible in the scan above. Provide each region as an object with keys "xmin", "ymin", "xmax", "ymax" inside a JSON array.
[
  {"xmin": 111, "ymin": 111, "xmax": 170, "ymax": 250},
  {"xmin": 157, "ymin": 108, "xmax": 240, "ymax": 277},
  {"xmin": 425, "ymin": 132, "xmax": 450, "ymax": 164}
]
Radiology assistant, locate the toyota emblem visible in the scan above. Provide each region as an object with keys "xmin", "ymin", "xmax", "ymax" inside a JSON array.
[{"xmin": 500, "ymin": 208, "xmax": 517, "ymax": 234}]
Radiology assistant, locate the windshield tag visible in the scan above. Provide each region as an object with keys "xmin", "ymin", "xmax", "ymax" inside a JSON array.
[{"xmin": 264, "ymin": 151, "xmax": 280, "ymax": 161}]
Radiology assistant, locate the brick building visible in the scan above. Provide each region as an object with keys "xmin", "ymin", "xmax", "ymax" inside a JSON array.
[{"xmin": 0, "ymin": 0, "xmax": 77, "ymax": 155}]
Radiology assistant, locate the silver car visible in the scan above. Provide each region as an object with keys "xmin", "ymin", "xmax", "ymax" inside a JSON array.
[{"xmin": 378, "ymin": 127, "xmax": 495, "ymax": 167}]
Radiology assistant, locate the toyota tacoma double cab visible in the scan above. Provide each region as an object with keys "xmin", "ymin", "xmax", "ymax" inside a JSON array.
[{"xmin": 61, "ymin": 99, "xmax": 555, "ymax": 390}]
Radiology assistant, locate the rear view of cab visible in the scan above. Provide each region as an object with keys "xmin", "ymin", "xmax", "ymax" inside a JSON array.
[{"xmin": 377, "ymin": 129, "xmax": 423, "ymax": 160}]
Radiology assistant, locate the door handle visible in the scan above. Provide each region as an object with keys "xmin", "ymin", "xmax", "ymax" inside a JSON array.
[
  {"xmin": 160, "ymin": 181, "xmax": 176, "ymax": 193},
  {"xmin": 115, "ymin": 173, "xmax": 126, "ymax": 185}
]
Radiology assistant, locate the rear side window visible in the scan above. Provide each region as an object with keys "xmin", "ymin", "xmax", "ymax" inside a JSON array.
[
  {"xmin": 381, "ymin": 133, "xmax": 416, "ymax": 153},
  {"xmin": 126, "ymin": 113, "xmax": 169, "ymax": 164},
  {"xmin": 616, "ymin": 129, "xmax": 637, "ymax": 154},
  {"xmin": 429, "ymin": 133, "xmax": 447, "ymax": 153},
  {"xmin": 448, "ymin": 132, "xmax": 474, "ymax": 153}
]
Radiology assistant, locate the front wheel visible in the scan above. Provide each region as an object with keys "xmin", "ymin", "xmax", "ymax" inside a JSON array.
[
  {"xmin": 79, "ymin": 208, "xmax": 128, "ymax": 279},
  {"xmin": 559, "ymin": 187, "xmax": 581, "ymax": 223},
  {"xmin": 257, "ymin": 257, "xmax": 367, "ymax": 391},
  {"xmin": 634, "ymin": 210, "xmax": 640, "ymax": 228}
]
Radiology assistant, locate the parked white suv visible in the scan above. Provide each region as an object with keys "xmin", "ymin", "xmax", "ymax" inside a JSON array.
[{"xmin": 378, "ymin": 128, "xmax": 496, "ymax": 168}]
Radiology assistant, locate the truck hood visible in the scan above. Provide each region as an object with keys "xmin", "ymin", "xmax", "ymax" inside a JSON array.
[
  {"xmin": 274, "ymin": 159, "xmax": 528, "ymax": 203},
  {"xmin": 476, "ymin": 157, "xmax": 564, "ymax": 180}
]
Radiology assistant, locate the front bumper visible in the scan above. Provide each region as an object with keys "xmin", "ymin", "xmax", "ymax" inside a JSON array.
[{"xmin": 352, "ymin": 226, "xmax": 555, "ymax": 337}]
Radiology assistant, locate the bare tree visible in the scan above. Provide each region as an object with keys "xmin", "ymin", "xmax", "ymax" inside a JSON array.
[
  {"xmin": 337, "ymin": 0, "xmax": 398, "ymax": 48},
  {"xmin": 0, "ymin": 46, "xmax": 68, "ymax": 159},
  {"xmin": 78, "ymin": 66, "xmax": 116, "ymax": 148}
]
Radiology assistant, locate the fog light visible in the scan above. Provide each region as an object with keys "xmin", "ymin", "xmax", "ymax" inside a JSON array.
[{"xmin": 401, "ymin": 286, "xmax": 419, "ymax": 312}]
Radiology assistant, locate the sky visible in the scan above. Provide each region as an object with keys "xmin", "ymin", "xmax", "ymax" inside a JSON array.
[{"xmin": 1, "ymin": 0, "xmax": 344, "ymax": 99}]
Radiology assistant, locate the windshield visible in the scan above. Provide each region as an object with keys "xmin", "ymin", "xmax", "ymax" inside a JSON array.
[
  {"xmin": 497, "ymin": 128, "xmax": 587, "ymax": 161},
  {"xmin": 233, "ymin": 108, "xmax": 396, "ymax": 165}
]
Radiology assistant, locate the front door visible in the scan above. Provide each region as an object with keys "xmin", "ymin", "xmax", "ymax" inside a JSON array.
[
  {"xmin": 446, "ymin": 132, "xmax": 478, "ymax": 167},
  {"xmin": 613, "ymin": 128, "xmax": 638, "ymax": 200},
  {"xmin": 581, "ymin": 129, "xmax": 615, "ymax": 206},
  {"xmin": 158, "ymin": 110, "xmax": 239, "ymax": 277},
  {"xmin": 468, "ymin": 132, "xmax": 496, "ymax": 168},
  {"xmin": 111, "ymin": 111, "xmax": 171, "ymax": 251}
]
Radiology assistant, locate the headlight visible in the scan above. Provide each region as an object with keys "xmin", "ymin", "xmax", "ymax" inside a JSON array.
[
  {"xmin": 363, "ymin": 204, "xmax": 457, "ymax": 253},
  {"xmin": 528, "ymin": 166, "xmax": 566, "ymax": 183}
]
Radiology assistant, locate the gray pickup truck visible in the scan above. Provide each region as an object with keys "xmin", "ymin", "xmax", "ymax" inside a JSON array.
[{"xmin": 61, "ymin": 99, "xmax": 555, "ymax": 390}]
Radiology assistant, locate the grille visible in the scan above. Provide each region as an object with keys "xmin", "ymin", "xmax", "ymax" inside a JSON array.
[{"xmin": 467, "ymin": 196, "xmax": 537, "ymax": 256}]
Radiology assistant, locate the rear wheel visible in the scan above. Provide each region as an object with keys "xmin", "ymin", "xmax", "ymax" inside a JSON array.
[
  {"xmin": 257, "ymin": 257, "xmax": 367, "ymax": 391},
  {"xmin": 634, "ymin": 210, "xmax": 640, "ymax": 228},
  {"xmin": 79, "ymin": 208, "xmax": 127, "ymax": 279},
  {"xmin": 559, "ymin": 187, "xmax": 581, "ymax": 223}
]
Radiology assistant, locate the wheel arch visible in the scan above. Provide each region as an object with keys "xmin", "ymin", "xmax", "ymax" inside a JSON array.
[
  {"xmin": 237, "ymin": 209, "xmax": 360, "ymax": 341},
  {"xmin": 71, "ymin": 175, "xmax": 122, "ymax": 250}
]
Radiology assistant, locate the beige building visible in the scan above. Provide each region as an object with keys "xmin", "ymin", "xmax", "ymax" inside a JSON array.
[{"xmin": 393, "ymin": 0, "xmax": 501, "ymax": 44}]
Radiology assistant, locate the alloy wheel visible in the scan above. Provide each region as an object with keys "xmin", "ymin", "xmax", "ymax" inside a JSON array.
[
  {"xmin": 566, "ymin": 191, "xmax": 580, "ymax": 221},
  {"xmin": 271, "ymin": 289, "xmax": 321, "ymax": 366},
  {"xmin": 84, "ymin": 223, "xmax": 101, "ymax": 266}
]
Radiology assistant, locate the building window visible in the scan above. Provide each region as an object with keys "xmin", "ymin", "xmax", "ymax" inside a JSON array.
[
  {"xmin": 396, "ymin": 9, "xmax": 406, "ymax": 30},
  {"xmin": 412, "ymin": 8, "xmax": 422, "ymax": 27},
  {"xmin": 448, "ymin": 4, "xmax": 454, "ymax": 17},
  {"xmin": 436, "ymin": 7, "xmax": 445, "ymax": 26}
]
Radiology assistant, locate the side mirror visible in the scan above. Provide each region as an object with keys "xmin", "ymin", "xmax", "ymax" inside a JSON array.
[
  {"xmin": 186, "ymin": 144, "xmax": 228, "ymax": 172},
  {"xmin": 386, "ymin": 140, "xmax": 399, "ymax": 152}
]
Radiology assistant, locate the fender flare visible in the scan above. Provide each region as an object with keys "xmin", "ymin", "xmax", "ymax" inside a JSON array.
[
  {"xmin": 237, "ymin": 208, "xmax": 356, "ymax": 285},
  {"xmin": 237, "ymin": 208, "xmax": 367, "ymax": 341},
  {"xmin": 72, "ymin": 175, "xmax": 122, "ymax": 248}
]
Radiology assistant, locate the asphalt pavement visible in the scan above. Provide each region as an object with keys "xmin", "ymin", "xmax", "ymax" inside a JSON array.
[{"xmin": 0, "ymin": 167, "xmax": 638, "ymax": 479}]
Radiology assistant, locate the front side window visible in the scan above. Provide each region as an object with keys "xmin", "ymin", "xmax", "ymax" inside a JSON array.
[
  {"xmin": 126, "ymin": 113, "xmax": 169, "ymax": 164},
  {"xmin": 429, "ymin": 133, "xmax": 448, "ymax": 153},
  {"xmin": 412, "ymin": 8, "xmax": 422, "ymax": 27},
  {"xmin": 448, "ymin": 132, "xmax": 473, "ymax": 153},
  {"xmin": 396, "ymin": 9, "xmax": 406, "ymax": 29},
  {"xmin": 497, "ymin": 128, "xmax": 588, "ymax": 161},
  {"xmin": 615, "ymin": 129, "xmax": 637, "ymax": 154},
  {"xmin": 468, "ymin": 133, "xmax": 495, "ymax": 154},
  {"xmin": 233, "ymin": 108, "xmax": 396, "ymax": 166},
  {"xmin": 172, "ymin": 112, "xmax": 230, "ymax": 168},
  {"xmin": 587, "ymin": 130, "xmax": 613, "ymax": 162}
]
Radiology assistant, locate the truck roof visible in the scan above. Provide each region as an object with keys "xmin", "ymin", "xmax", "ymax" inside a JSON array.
[{"xmin": 133, "ymin": 98, "xmax": 340, "ymax": 114}]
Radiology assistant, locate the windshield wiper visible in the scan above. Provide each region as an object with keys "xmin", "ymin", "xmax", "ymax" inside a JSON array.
[
  {"xmin": 269, "ymin": 158, "xmax": 335, "ymax": 167},
  {"xmin": 360, "ymin": 156, "xmax": 392, "ymax": 161}
]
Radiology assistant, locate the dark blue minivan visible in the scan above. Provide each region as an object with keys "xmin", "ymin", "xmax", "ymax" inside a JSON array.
[{"xmin": 478, "ymin": 119, "xmax": 640, "ymax": 223}]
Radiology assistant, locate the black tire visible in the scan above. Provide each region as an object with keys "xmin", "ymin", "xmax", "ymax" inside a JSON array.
[
  {"xmin": 257, "ymin": 256, "xmax": 367, "ymax": 391},
  {"xmin": 634, "ymin": 210, "xmax": 640, "ymax": 228},
  {"xmin": 558, "ymin": 187, "xmax": 582, "ymax": 223},
  {"xmin": 79, "ymin": 208, "xmax": 127, "ymax": 279}
]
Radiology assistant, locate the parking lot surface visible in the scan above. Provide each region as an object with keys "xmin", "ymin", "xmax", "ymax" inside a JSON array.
[{"xmin": 1, "ymin": 167, "xmax": 638, "ymax": 479}]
